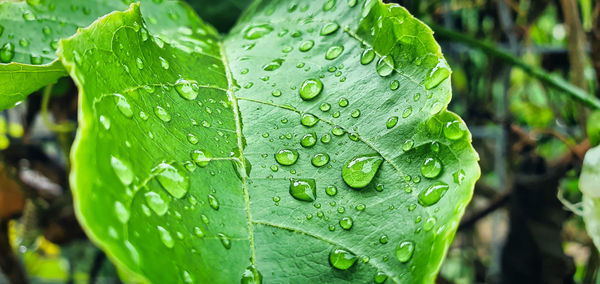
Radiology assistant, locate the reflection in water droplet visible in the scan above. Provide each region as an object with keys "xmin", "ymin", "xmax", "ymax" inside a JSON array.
[
  {"xmin": 289, "ymin": 178, "xmax": 317, "ymax": 202},
  {"xmin": 418, "ymin": 182, "xmax": 449, "ymax": 206},
  {"xmin": 329, "ymin": 248, "xmax": 357, "ymax": 270},
  {"xmin": 342, "ymin": 154, "xmax": 383, "ymax": 189},
  {"xmin": 326, "ymin": 185, "xmax": 337, "ymax": 196},
  {"xmin": 395, "ymin": 241, "xmax": 415, "ymax": 262}
]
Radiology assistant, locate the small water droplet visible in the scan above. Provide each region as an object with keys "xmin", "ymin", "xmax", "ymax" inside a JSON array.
[
  {"xmin": 374, "ymin": 271, "xmax": 388, "ymax": 283},
  {"xmin": 386, "ymin": 116, "xmax": 398, "ymax": 129},
  {"xmin": 395, "ymin": 241, "xmax": 415, "ymax": 262},
  {"xmin": 154, "ymin": 106, "xmax": 171, "ymax": 122},
  {"xmin": 144, "ymin": 191, "xmax": 169, "ymax": 216},
  {"xmin": 325, "ymin": 45, "xmax": 343, "ymax": 60},
  {"xmin": 379, "ymin": 235, "xmax": 388, "ymax": 244},
  {"xmin": 136, "ymin": 57, "xmax": 144, "ymax": 69},
  {"xmin": 321, "ymin": 134, "xmax": 331, "ymax": 143},
  {"xmin": 420, "ymin": 157, "xmax": 442, "ymax": 178},
  {"xmin": 175, "ymin": 79, "xmax": 199, "ymax": 100},
  {"xmin": 100, "ymin": 115, "xmax": 111, "ymax": 130},
  {"xmin": 320, "ymin": 22, "xmax": 340, "ymax": 35},
  {"xmin": 114, "ymin": 201, "xmax": 129, "ymax": 224},
  {"xmin": 243, "ymin": 24, "xmax": 273, "ymax": 39},
  {"xmin": 418, "ymin": 182, "xmax": 449, "ymax": 206},
  {"xmin": 301, "ymin": 113, "xmax": 319, "ymax": 127},
  {"xmin": 271, "ymin": 89, "xmax": 282, "ymax": 97},
  {"xmin": 155, "ymin": 162, "xmax": 189, "ymax": 198},
  {"xmin": 326, "ymin": 185, "xmax": 338, "ymax": 196},
  {"xmin": 187, "ymin": 133, "xmax": 198, "ymax": 144},
  {"xmin": 425, "ymin": 60, "xmax": 450, "ymax": 90},
  {"xmin": 22, "ymin": 11, "xmax": 36, "ymax": 21},
  {"xmin": 262, "ymin": 58, "xmax": 284, "ymax": 71},
  {"xmin": 323, "ymin": 0, "xmax": 336, "ymax": 11},
  {"xmin": 443, "ymin": 120, "xmax": 466, "ymax": 140},
  {"xmin": 18, "ymin": 39, "xmax": 29, "ymax": 47},
  {"xmin": 329, "ymin": 248, "xmax": 357, "ymax": 270},
  {"xmin": 208, "ymin": 194, "xmax": 219, "ymax": 210},
  {"xmin": 311, "ymin": 153, "xmax": 330, "ymax": 167},
  {"xmin": 114, "ymin": 94, "xmax": 133, "ymax": 118},
  {"xmin": 30, "ymin": 55, "xmax": 42, "ymax": 65},
  {"xmin": 0, "ymin": 43, "xmax": 15, "ymax": 62},
  {"xmin": 360, "ymin": 48, "xmax": 375, "ymax": 65},
  {"xmin": 299, "ymin": 79, "xmax": 323, "ymax": 100},
  {"xmin": 351, "ymin": 109, "xmax": 361, "ymax": 118},
  {"xmin": 157, "ymin": 226, "xmax": 174, "ymax": 248},
  {"xmin": 339, "ymin": 216, "xmax": 353, "ymax": 230},
  {"xmin": 320, "ymin": 103, "xmax": 331, "ymax": 112},
  {"xmin": 356, "ymin": 204, "xmax": 366, "ymax": 211},
  {"xmin": 241, "ymin": 265, "xmax": 262, "ymax": 284},
  {"xmin": 289, "ymin": 178, "xmax": 317, "ymax": 202},
  {"xmin": 402, "ymin": 140, "xmax": 414, "ymax": 152},
  {"xmin": 402, "ymin": 106, "xmax": 412, "ymax": 118},
  {"xmin": 192, "ymin": 149, "xmax": 212, "ymax": 167},
  {"xmin": 110, "ymin": 156, "xmax": 133, "ymax": 185},
  {"xmin": 218, "ymin": 233, "xmax": 232, "ymax": 249},
  {"xmin": 299, "ymin": 40, "xmax": 314, "ymax": 52},
  {"xmin": 159, "ymin": 56, "xmax": 169, "ymax": 69},
  {"xmin": 376, "ymin": 56, "xmax": 394, "ymax": 77},
  {"xmin": 348, "ymin": 0, "xmax": 358, "ymax": 7},
  {"xmin": 301, "ymin": 133, "xmax": 317, "ymax": 148},
  {"xmin": 275, "ymin": 149, "xmax": 298, "ymax": 165},
  {"xmin": 390, "ymin": 80, "xmax": 399, "ymax": 90}
]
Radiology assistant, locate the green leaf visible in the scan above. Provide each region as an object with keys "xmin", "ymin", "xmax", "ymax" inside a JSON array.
[
  {"xmin": 581, "ymin": 146, "xmax": 600, "ymax": 251},
  {"xmin": 60, "ymin": 0, "xmax": 479, "ymax": 283},
  {"xmin": 588, "ymin": 111, "xmax": 600, "ymax": 147},
  {"xmin": 0, "ymin": 0, "xmax": 208, "ymax": 111}
]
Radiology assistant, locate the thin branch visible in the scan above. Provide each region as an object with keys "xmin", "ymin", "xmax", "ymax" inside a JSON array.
[{"xmin": 431, "ymin": 25, "xmax": 600, "ymax": 110}]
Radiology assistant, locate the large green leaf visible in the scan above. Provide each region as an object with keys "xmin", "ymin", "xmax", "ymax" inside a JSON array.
[
  {"xmin": 0, "ymin": 0, "xmax": 207, "ymax": 111},
  {"xmin": 581, "ymin": 146, "xmax": 600, "ymax": 251},
  {"xmin": 60, "ymin": 0, "xmax": 479, "ymax": 282}
]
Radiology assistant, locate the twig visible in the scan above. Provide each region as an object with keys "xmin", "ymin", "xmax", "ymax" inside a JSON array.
[
  {"xmin": 459, "ymin": 192, "xmax": 511, "ymax": 231},
  {"xmin": 41, "ymin": 85, "xmax": 75, "ymax": 133}
]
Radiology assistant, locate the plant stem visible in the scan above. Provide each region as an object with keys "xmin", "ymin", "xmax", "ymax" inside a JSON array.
[{"xmin": 431, "ymin": 25, "xmax": 600, "ymax": 110}]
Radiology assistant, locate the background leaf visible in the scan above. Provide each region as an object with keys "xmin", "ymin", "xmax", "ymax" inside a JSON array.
[{"xmin": 60, "ymin": 0, "xmax": 479, "ymax": 283}]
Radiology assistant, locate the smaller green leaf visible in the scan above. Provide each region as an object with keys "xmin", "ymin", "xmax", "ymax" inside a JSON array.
[{"xmin": 0, "ymin": 61, "xmax": 66, "ymax": 110}]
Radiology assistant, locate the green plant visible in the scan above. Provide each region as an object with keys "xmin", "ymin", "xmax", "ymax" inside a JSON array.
[{"xmin": 0, "ymin": 0, "xmax": 479, "ymax": 282}]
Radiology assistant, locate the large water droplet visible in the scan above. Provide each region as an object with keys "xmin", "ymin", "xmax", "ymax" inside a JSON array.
[
  {"xmin": 157, "ymin": 226, "xmax": 174, "ymax": 248},
  {"xmin": 360, "ymin": 48, "xmax": 375, "ymax": 65},
  {"xmin": 155, "ymin": 162, "xmax": 189, "ymax": 198},
  {"xmin": 329, "ymin": 248, "xmax": 357, "ymax": 270},
  {"xmin": 299, "ymin": 79, "xmax": 323, "ymax": 100},
  {"xmin": 342, "ymin": 154, "xmax": 383, "ymax": 189},
  {"xmin": 155, "ymin": 106, "xmax": 171, "ymax": 122},
  {"xmin": 443, "ymin": 120, "xmax": 466, "ymax": 140},
  {"xmin": 376, "ymin": 56, "xmax": 394, "ymax": 77},
  {"xmin": 420, "ymin": 157, "xmax": 442, "ymax": 178},
  {"xmin": 114, "ymin": 94, "xmax": 133, "ymax": 118},
  {"xmin": 0, "ymin": 43, "xmax": 15, "ymax": 63},
  {"xmin": 395, "ymin": 241, "xmax": 415, "ymax": 262},
  {"xmin": 192, "ymin": 149, "xmax": 212, "ymax": 167},
  {"xmin": 339, "ymin": 216, "xmax": 353, "ymax": 230},
  {"xmin": 311, "ymin": 153, "xmax": 330, "ymax": 167},
  {"xmin": 144, "ymin": 191, "xmax": 169, "ymax": 216},
  {"xmin": 175, "ymin": 79, "xmax": 199, "ymax": 100},
  {"xmin": 418, "ymin": 182, "xmax": 449, "ymax": 206},
  {"xmin": 262, "ymin": 58, "xmax": 284, "ymax": 71},
  {"xmin": 325, "ymin": 45, "xmax": 343, "ymax": 60},
  {"xmin": 243, "ymin": 24, "xmax": 273, "ymax": 39},
  {"xmin": 289, "ymin": 178, "xmax": 317, "ymax": 202},
  {"xmin": 320, "ymin": 22, "xmax": 339, "ymax": 35},
  {"xmin": 110, "ymin": 156, "xmax": 133, "ymax": 185},
  {"xmin": 241, "ymin": 265, "xmax": 262, "ymax": 284},
  {"xmin": 299, "ymin": 40, "xmax": 314, "ymax": 52},
  {"xmin": 275, "ymin": 149, "xmax": 298, "ymax": 165},
  {"xmin": 424, "ymin": 61, "xmax": 450, "ymax": 90}
]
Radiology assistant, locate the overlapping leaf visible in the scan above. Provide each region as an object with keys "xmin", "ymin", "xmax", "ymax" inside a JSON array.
[{"xmin": 60, "ymin": 0, "xmax": 479, "ymax": 283}]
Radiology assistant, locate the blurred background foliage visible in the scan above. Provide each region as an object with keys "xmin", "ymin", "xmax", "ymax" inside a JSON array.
[{"xmin": 1, "ymin": 0, "xmax": 600, "ymax": 283}]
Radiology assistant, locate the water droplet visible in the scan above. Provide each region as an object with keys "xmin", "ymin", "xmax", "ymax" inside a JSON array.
[
  {"xmin": 332, "ymin": 126, "xmax": 345, "ymax": 136},
  {"xmin": 183, "ymin": 271, "xmax": 193, "ymax": 283},
  {"xmin": 320, "ymin": 103, "xmax": 331, "ymax": 112},
  {"xmin": 243, "ymin": 24, "xmax": 273, "ymax": 39},
  {"xmin": 208, "ymin": 194, "xmax": 219, "ymax": 210},
  {"xmin": 159, "ymin": 56, "xmax": 169, "ymax": 69},
  {"xmin": 299, "ymin": 79, "xmax": 323, "ymax": 100},
  {"xmin": 193, "ymin": 226, "xmax": 205, "ymax": 237},
  {"xmin": 360, "ymin": 48, "xmax": 375, "ymax": 65},
  {"xmin": 262, "ymin": 58, "xmax": 284, "ymax": 71},
  {"xmin": 0, "ymin": 43, "xmax": 15, "ymax": 63},
  {"xmin": 339, "ymin": 216, "xmax": 353, "ymax": 230},
  {"xmin": 155, "ymin": 162, "xmax": 189, "ymax": 198},
  {"xmin": 301, "ymin": 133, "xmax": 317, "ymax": 148},
  {"xmin": 356, "ymin": 204, "xmax": 366, "ymax": 211},
  {"xmin": 390, "ymin": 80, "xmax": 400, "ymax": 90},
  {"xmin": 136, "ymin": 57, "xmax": 144, "ymax": 69},
  {"xmin": 402, "ymin": 106, "xmax": 412, "ymax": 118},
  {"xmin": 157, "ymin": 226, "xmax": 174, "ymax": 248},
  {"xmin": 99, "ymin": 115, "xmax": 111, "ymax": 130},
  {"xmin": 301, "ymin": 113, "xmax": 319, "ymax": 127},
  {"xmin": 374, "ymin": 271, "xmax": 388, "ymax": 283},
  {"xmin": 187, "ymin": 133, "xmax": 198, "ymax": 144},
  {"xmin": 192, "ymin": 149, "xmax": 212, "ymax": 167},
  {"xmin": 30, "ymin": 55, "xmax": 42, "ymax": 65},
  {"xmin": 144, "ymin": 191, "xmax": 169, "ymax": 216},
  {"xmin": 299, "ymin": 40, "xmax": 314, "ymax": 52},
  {"xmin": 110, "ymin": 156, "xmax": 133, "ymax": 185},
  {"xmin": 114, "ymin": 201, "xmax": 129, "ymax": 224},
  {"xmin": 326, "ymin": 185, "xmax": 337, "ymax": 196},
  {"xmin": 289, "ymin": 178, "xmax": 317, "ymax": 202},
  {"xmin": 323, "ymin": 0, "xmax": 336, "ymax": 11},
  {"xmin": 22, "ymin": 11, "xmax": 36, "ymax": 21},
  {"xmin": 453, "ymin": 170, "xmax": 466, "ymax": 184},
  {"xmin": 154, "ymin": 106, "xmax": 171, "ymax": 122},
  {"xmin": 241, "ymin": 265, "xmax": 262, "ymax": 284},
  {"xmin": 443, "ymin": 120, "xmax": 466, "ymax": 140},
  {"xmin": 321, "ymin": 134, "xmax": 331, "ymax": 143},
  {"xmin": 329, "ymin": 248, "xmax": 357, "ymax": 270},
  {"xmin": 320, "ymin": 22, "xmax": 340, "ymax": 35},
  {"xmin": 175, "ymin": 79, "xmax": 199, "ymax": 100},
  {"xmin": 402, "ymin": 140, "xmax": 414, "ymax": 152},
  {"xmin": 311, "ymin": 153, "xmax": 330, "ymax": 167},
  {"xmin": 420, "ymin": 157, "xmax": 442, "ymax": 178},
  {"xmin": 275, "ymin": 149, "xmax": 298, "ymax": 165},
  {"xmin": 425, "ymin": 61, "xmax": 450, "ymax": 90},
  {"xmin": 376, "ymin": 56, "xmax": 394, "ymax": 77},
  {"xmin": 395, "ymin": 241, "xmax": 415, "ymax": 262},
  {"xmin": 18, "ymin": 39, "xmax": 29, "ymax": 47},
  {"xmin": 114, "ymin": 94, "xmax": 133, "ymax": 118},
  {"xmin": 423, "ymin": 217, "xmax": 436, "ymax": 231},
  {"xmin": 348, "ymin": 0, "xmax": 358, "ymax": 7},
  {"xmin": 418, "ymin": 182, "xmax": 449, "ymax": 206},
  {"xmin": 351, "ymin": 109, "xmax": 361, "ymax": 118},
  {"xmin": 386, "ymin": 116, "xmax": 398, "ymax": 129},
  {"xmin": 271, "ymin": 89, "xmax": 282, "ymax": 97},
  {"xmin": 218, "ymin": 233, "xmax": 232, "ymax": 249},
  {"xmin": 325, "ymin": 45, "xmax": 343, "ymax": 60},
  {"xmin": 338, "ymin": 97, "xmax": 349, "ymax": 107},
  {"xmin": 50, "ymin": 40, "xmax": 59, "ymax": 50},
  {"xmin": 342, "ymin": 154, "xmax": 383, "ymax": 189}
]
